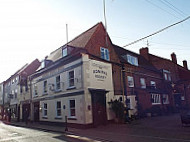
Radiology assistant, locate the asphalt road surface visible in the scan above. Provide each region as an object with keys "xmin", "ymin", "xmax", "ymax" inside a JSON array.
[
  {"xmin": 0, "ymin": 122, "xmax": 81, "ymax": 142},
  {"xmin": 1, "ymin": 114, "xmax": 190, "ymax": 142}
]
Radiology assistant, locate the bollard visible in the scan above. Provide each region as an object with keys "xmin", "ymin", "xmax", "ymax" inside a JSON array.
[{"xmin": 65, "ymin": 116, "xmax": 68, "ymax": 132}]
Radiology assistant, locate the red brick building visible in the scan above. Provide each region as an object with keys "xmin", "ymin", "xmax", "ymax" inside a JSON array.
[{"xmin": 140, "ymin": 47, "xmax": 190, "ymax": 112}]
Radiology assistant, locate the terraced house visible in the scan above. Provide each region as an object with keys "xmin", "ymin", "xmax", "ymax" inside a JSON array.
[{"xmin": 1, "ymin": 59, "xmax": 40, "ymax": 121}]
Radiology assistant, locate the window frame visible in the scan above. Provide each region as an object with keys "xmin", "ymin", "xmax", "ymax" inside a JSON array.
[
  {"xmin": 150, "ymin": 81, "xmax": 156, "ymax": 88},
  {"xmin": 68, "ymin": 70, "xmax": 75, "ymax": 88},
  {"xmin": 55, "ymin": 75, "xmax": 61, "ymax": 91},
  {"xmin": 56, "ymin": 101, "xmax": 62, "ymax": 117},
  {"xmin": 127, "ymin": 54, "xmax": 138, "ymax": 66},
  {"xmin": 140, "ymin": 78, "xmax": 146, "ymax": 89},
  {"xmin": 34, "ymin": 84, "xmax": 38, "ymax": 96},
  {"xmin": 127, "ymin": 76, "xmax": 134, "ymax": 88},
  {"xmin": 100, "ymin": 47, "xmax": 110, "ymax": 61},
  {"xmin": 62, "ymin": 47, "xmax": 68, "ymax": 57},
  {"xmin": 162, "ymin": 94, "xmax": 169, "ymax": 104},
  {"xmin": 69, "ymin": 99, "xmax": 76, "ymax": 118},
  {"xmin": 15, "ymin": 89, "xmax": 17, "ymax": 99},
  {"xmin": 151, "ymin": 94, "xmax": 161, "ymax": 105},
  {"xmin": 43, "ymin": 80, "xmax": 48, "ymax": 94},
  {"xmin": 41, "ymin": 60, "xmax": 45, "ymax": 68},
  {"xmin": 43, "ymin": 103, "xmax": 48, "ymax": 117}
]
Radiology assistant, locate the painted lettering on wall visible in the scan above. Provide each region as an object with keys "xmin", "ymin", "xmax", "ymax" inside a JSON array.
[{"xmin": 92, "ymin": 63, "xmax": 108, "ymax": 81}]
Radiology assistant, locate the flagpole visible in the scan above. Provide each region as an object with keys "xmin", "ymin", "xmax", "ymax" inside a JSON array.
[{"xmin": 103, "ymin": 0, "xmax": 108, "ymax": 47}]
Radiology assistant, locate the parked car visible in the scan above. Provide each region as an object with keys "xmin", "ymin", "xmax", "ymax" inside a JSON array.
[{"xmin": 180, "ymin": 109, "xmax": 190, "ymax": 126}]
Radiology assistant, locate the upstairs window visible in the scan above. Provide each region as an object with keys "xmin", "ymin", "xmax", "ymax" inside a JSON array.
[
  {"xmin": 41, "ymin": 60, "xmax": 45, "ymax": 69},
  {"xmin": 43, "ymin": 80, "xmax": 47, "ymax": 94},
  {"xmin": 62, "ymin": 47, "xmax": 68, "ymax": 57},
  {"xmin": 15, "ymin": 89, "xmax": 17, "ymax": 98},
  {"xmin": 15, "ymin": 76, "xmax": 18, "ymax": 82},
  {"xmin": 100, "ymin": 47, "xmax": 110, "ymax": 61},
  {"xmin": 34, "ymin": 84, "xmax": 38, "ymax": 96},
  {"xmin": 127, "ymin": 54, "xmax": 138, "ymax": 66},
  {"xmin": 56, "ymin": 75, "xmax": 61, "ymax": 90},
  {"xmin": 12, "ymin": 90, "xmax": 14, "ymax": 99},
  {"xmin": 127, "ymin": 76, "xmax": 134, "ymax": 87},
  {"xmin": 150, "ymin": 81, "xmax": 156, "ymax": 88},
  {"xmin": 12, "ymin": 79, "xmax": 15, "ymax": 84},
  {"xmin": 140, "ymin": 78, "xmax": 146, "ymax": 89},
  {"xmin": 68, "ymin": 71, "xmax": 75, "ymax": 87},
  {"xmin": 163, "ymin": 70, "xmax": 171, "ymax": 81}
]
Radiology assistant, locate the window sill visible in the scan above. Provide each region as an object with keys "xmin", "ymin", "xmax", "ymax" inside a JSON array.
[
  {"xmin": 67, "ymin": 86, "xmax": 76, "ymax": 90},
  {"xmin": 54, "ymin": 89, "xmax": 62, "ymax": 93},
  {"xmin": 55, "ymin": 117, "xmax": 62, "ymax": 120},
  {"xmin": 33, "ymin": 95, "xmax": 38, "ymax": 98},
  {"xmin": 68, "ymin": 117, "xmax": 77, "ymax": 120},
  {"xmin": 42, "ymin": 93, "xmax": 48, "ymax": 96},
  {"xmin": 152, "ymin": 103, "xmax": 161, "ymax": 105},
  {"xmin": 42, "ymin": 116, "xmax": 48, "ymax": 119}
]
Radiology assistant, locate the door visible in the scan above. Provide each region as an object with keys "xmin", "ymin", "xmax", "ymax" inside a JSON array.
[
  {"xmin": 34, "ymin": 102, "xmax": 39, "ymax": 122},
  {"xmin": 91, "ymin": 91, "xmax": 107, "ymax": 127},
  {"xmin": 22, "ymin": 104, "xmax": 30, "ymax": 121},
  {"xmin": 174, "ymin": 93, "xmax": 182, "ymax": 111}
]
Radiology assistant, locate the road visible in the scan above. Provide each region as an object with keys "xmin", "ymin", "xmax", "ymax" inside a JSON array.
[
  {"xmin": 0, "ymin": 122, "xmax": 81, "ymax": 142},
  {"xmin": 67, "ymin": 114, "xmax": 190, "ymax": 142},
  {"xmin": 1, "ymin": 114, "xmax": 190, "ymax": 142}
]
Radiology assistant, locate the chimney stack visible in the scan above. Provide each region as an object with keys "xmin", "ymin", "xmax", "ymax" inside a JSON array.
[
  {"xmin": 183, "ymin": 60, "xmax": 188, "ymax": 70},
  {"xmin": 140, "ymin": 47, "xmax": 149, "ymax": 61},
  {"xmin": 171, "ymin": 52, "xmax": 177, "ymax": 64}
]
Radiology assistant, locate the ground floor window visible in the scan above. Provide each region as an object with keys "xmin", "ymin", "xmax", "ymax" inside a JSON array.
[
  {"xmin": 151, "ymin": 94, "xmax": 161, "ymax": 105},
  {"xmin": 43, "ymin": 103, "xmax": 47, "ymax": 117},
  {"xmin": 56, "ymin": 101, "xmax": 61, "ymax": 117},
  {"xmin": 163, "ymin": 94, "xmax": 169, "ymax": 104},
  {"xmin": 69, "ymin": 99, "xmax": 76, "ymax": 117}
]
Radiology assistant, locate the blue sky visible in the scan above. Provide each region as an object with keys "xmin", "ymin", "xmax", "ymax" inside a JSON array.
[{"xmin": 0, "ymin": 0, "xmax": 190, "ymax": 82}]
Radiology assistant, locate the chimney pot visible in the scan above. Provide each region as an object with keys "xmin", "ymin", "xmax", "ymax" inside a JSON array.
[
  {"xmin": 171, "ymin": 52, "xmax": 177, "ymax": 64},
  {"xmin": 183, "ymin": 60, "xmax": 188, "ymax": 70}
]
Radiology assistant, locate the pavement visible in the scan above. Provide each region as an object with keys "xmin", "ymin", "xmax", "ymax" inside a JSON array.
[{"xmin": 1, "ymin": 114, "xmax": 190, "ymax": 142}]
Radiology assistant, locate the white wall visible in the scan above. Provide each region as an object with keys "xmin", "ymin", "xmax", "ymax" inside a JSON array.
[{"xmin": 82, "ymin": 54, "xmax": 115, "ymax": 123}]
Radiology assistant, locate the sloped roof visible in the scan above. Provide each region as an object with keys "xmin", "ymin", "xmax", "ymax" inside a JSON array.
[
  {"xmin": 178, "ymin": 66, "xmax": 190, "ymax": 80},
  {"xmin": 113, "ymin": 45, "xmax": 159, "ymax": 72},
  {"xmin": 5, "ymin": 59, "xmax": 40, "ymax": 83},
  {"xmin": 47, "ymin": 22, "xmax": 102, "ymax": 62}
]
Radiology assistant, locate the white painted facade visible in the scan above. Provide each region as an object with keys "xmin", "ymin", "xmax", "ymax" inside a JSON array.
[{"xmin": 31, "ymin": 54, "xmax": 115, "ymax": 125}]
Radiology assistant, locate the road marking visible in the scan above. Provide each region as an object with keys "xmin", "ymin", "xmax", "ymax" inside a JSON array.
[
  {"xmin": 8, "ymin": 132, "xmax": 18, "ymax": 136},
  {"xmin": 66, "ymin": 134, "xmax": 102, "ymax": 142}
]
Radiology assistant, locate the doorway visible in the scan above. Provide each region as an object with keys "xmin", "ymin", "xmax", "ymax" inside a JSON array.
[
  {"xmin": 174, "ymin": 93, "xmax": 182, "ymax": 112},
  {"xmin": 22, "ymin": 104, "xmax": 30, "ymax": 121},
  {"xmin": 91, "ymin": 90, "xmax": 107, "ymax": 127},
  {"xmin": 34, "ymin": 102, "xmax": 39, "ymax": 122}
]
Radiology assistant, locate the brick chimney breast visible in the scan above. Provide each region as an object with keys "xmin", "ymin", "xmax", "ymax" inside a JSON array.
[
  {"xmin": 171, "ymin": 52, "xmax": 177, "ymax": 64},
  {"xmin": 140, "ymin": 47, "xmax": 149, "ymax": 61},
  {"xmin": 183, "ymin": 60, "xmax": 188, "ymax": 70}
]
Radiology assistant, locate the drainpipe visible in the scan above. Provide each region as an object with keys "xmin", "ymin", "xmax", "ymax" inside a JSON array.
[
  {"xmin": 121, "ymin": 66, "xmax": 127, "ymax": 104},
  {"xmin": 29, "ymin": 76, "xmax": 33, "ymax": 122},
  {"xmin": 2, "ymin": 82, "xmax": 5, "ymax": 120}
]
